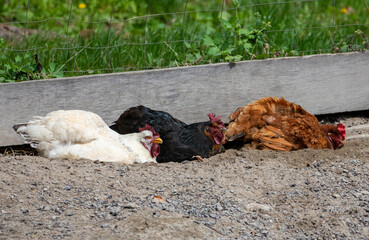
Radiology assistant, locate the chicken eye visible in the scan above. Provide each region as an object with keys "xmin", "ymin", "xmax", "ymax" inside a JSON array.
[{"xmin": 144, "ymin": 136, "xmax": 152, "ymax": 140}]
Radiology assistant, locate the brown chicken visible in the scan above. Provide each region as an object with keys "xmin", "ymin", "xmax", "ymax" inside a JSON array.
[{"xmin": 225, "ymin": 97, "xmax": 346, "ymax": 151}]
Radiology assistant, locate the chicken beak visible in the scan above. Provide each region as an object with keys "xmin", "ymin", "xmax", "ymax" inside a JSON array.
[
  {"xmin": 219, "ymin": 126, "xmax": 226, "ymax": 135},
  {"xmin": 152, "ymin": 138, "xmax": 163, "ymax": 144},
  {"xmin": 337, "ymin": 139, "xmax": 345, "ymax": 149}
]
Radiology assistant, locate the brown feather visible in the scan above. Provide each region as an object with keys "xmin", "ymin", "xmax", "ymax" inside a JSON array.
[{"xmin": 225, "ymin": 97, "xmax": 343, "ymax": 151}]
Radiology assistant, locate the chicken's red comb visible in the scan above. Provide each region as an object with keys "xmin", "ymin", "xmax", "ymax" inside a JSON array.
[
  {"xmin": 139, "ymin": 124, "xmax": 160, "ymax": 138},
  {"xmin": 207, "ymin": 113, "xmax": 225, "ymax": 127},
  {"xmin": 337, "ymin": 123, "xmax": 346, "ymax": 140}
]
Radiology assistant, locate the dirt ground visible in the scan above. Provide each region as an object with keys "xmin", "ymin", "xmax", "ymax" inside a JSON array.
[{"xmin": 0, "ymin": 115, "xmax": 369, "ymax": 239}]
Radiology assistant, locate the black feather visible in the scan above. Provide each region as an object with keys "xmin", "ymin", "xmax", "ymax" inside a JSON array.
[{"xmin": 110, "ymin": 105, "xmax": 225, "ymax": 163}]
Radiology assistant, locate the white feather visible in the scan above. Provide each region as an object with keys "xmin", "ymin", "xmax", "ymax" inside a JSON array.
[{"xmin": 14, "ymin": 110, "xmax": 157, "ymax": 164}]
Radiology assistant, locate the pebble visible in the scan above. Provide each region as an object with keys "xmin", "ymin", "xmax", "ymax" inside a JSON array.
[
  {"xmin": 122, "ymin": 203, "xmax": 138, "ymax": 209},
  {"xmin": 205, "ymin": 220, "xmax": 216, "ymax": 226},
  {"xmin": 101, "ymin": 223, "xmax": 110, "ymax": 228},
  {"xmin": 54, "ymin": 208, "xmax": 63, "ymax": 214},
  {"xmin": 332, "ymin": 194, "xmax": 340, "ymax": 198},
  {"xmin": 152, "ymin": 211, "xmax": 161, "ymax": 217},
  {"xmin": 20, "ymin": 208, "xmax": 29, "ymax": 214},
  {"xmin": 216, "ymin": 203, "xmax": 223, "ymax": 211},
  {"xmin": 40, "ymin": 206, "xmax": 51, "ymax": 211},
  {"xmin": 209, "ymin": 213, "xmax": 219, "ymax": 219},
  {"xmin": 65, "ymin": 212, "xmax": 74, "ymax": 216},
  {"xmin": 246, "ymin": 203, "xmax": 273, "ymax": 213},
  {"xmin": 353, "ymin": 192, "xmax": 362, "ymax": 198},
  {"xmin": 63, "ymin": 185, "xmax": 71, "ymax": 191},
  {"xmin": 109, "ymin": 207, "xmax": 121, "ymax": 216}
]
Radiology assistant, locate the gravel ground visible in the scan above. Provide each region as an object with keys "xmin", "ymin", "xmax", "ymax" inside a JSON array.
[{"xmin": 0, "ymin": 115, "xmax": 368, "ymax": 239}]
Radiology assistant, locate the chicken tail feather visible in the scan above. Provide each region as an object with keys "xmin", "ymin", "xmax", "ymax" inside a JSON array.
[
  {"xmin": 13, "ymin": 123, "xmax": 39, "ymax": 148},
  {"xmin": 13, "ymin": 123, "xmax": 27, "ymax": 132}
]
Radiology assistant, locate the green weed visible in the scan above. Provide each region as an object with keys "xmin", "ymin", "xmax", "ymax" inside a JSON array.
[{"xmin": 0, "ymin": 0, "xmax": 368, "ymax": 82}]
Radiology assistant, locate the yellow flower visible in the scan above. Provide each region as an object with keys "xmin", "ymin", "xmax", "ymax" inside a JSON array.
[
  {"xmin": 340, "ymin": 8, "xmax": 348, "ymax": 14},
  {"xmin": 78, "ymin": 3, "xmax": 86, "ymax": 9}
]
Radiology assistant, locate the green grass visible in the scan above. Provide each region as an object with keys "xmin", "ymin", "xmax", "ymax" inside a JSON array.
[{"xmin": 0, "ymin": 0, "xmax": 368, "ymax": 82}]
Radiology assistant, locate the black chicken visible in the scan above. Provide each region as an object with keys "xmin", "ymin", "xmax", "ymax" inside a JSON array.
[{"xmin": 110, "ymin": 105, "xmax": 226, "ymax": 163}]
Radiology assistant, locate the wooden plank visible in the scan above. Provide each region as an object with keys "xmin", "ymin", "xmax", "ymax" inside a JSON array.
[{"xmin": 1, "ymin": 51, "xmax": 369, "ymax": 146}]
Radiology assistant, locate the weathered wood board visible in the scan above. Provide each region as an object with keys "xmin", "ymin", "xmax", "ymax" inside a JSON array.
[{"xmin": 1, "ymin": 51, "xmax": 368, "ymax": 146}]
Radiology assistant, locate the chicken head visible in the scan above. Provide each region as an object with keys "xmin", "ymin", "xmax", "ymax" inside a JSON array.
[{"xmin": 139, "ymin": 124, "xmax": 163, "ymax": 158}]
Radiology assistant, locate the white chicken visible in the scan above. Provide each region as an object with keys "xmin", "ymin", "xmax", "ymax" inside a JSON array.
[{"xmin": 13, "ymin": 110, "xmax": 162, "ymax": 164}]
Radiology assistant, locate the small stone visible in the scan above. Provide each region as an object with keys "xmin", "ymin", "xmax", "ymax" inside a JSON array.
[
  {"xmin": 362, "ymin": 227, "xmax": 369, "ymax": 236},
  {"xmin": 353, "ymin": 192, "xmax": 362, "ymax": 198},
  {"xmin": 152, "ymin": 212, "xmax": 161, "ymax": 217},
  {"xmin": 350, "ymin": 159, "xmax": 358, "ymax": 165},
  {"xmin": 209, "ymin": 213, "xmax": 219, "ymax": 219},
  {"xmin": 65, "ymin": 212, "xmax": 74, "ymax": 216},
  {"xmin": 101, "ymin": 223, "xmax": 110, "ymax": 228},
  {"xmin": 245, "ymin": 203, "xmax": 273, "ymax": 213},
  {"xmin": 63, "ymin": 185, "xmax": 71, "ymax": 191},
  {"xmin": 20, "ymin": 208, "xmax": 29, "ymax": 214},
  {"xmin": 332, "ymin": 194, "xmax": 340, "ymax": 198},
  {"xmin": 109, "ymin": 207, "xmax": 121, "ymax": 216},
  {"xmin": 123, "ymin": 203, "xmax": 137, "ymax": 209},
  {"xmin": 54, "ymin": 208, "xmax": 63, "ymax": 214},
  {"xmin": 39, "ymin": 206, "xmax": 51, "ymax": 211},
  {"xmin": 290, "ymin": 183, "xmax": 296, "ymax": 187},
  {"xmin": 205, "ymin": 220, "xmax": 216, "ymax": 226},
  {"xmin": 216, "ymin": 203, "xmax": 223, "ymax": 211}
]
